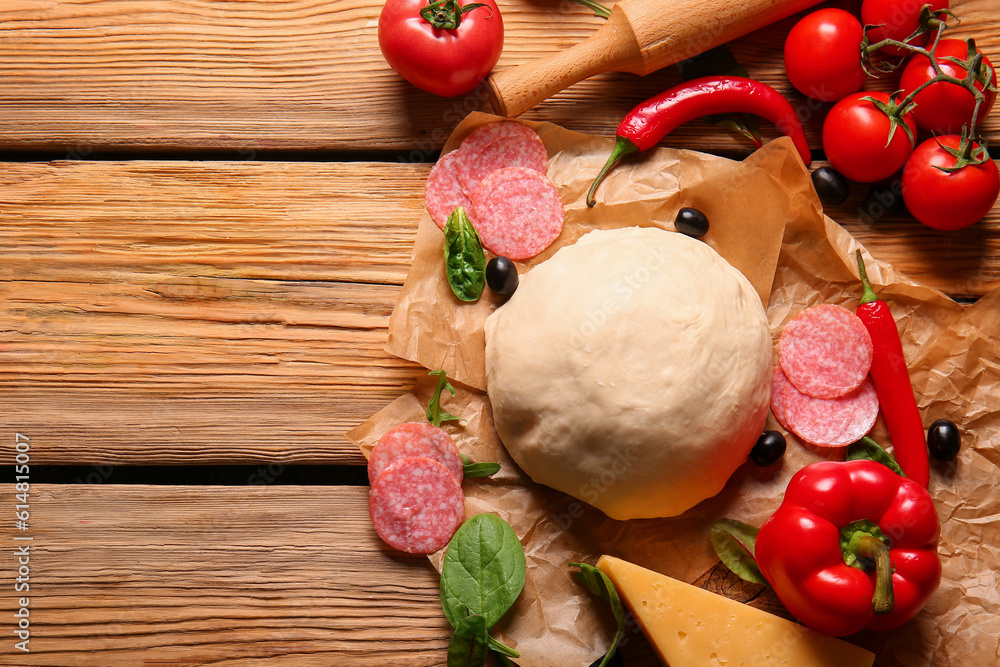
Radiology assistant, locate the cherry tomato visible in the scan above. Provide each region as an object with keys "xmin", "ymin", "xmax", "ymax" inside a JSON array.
[
  {"xmin": 822, "ymin": 92, "xmax": 918, "ymax": 183},
  {"xmin": 899, "ymin": 38, "xmax": 996, "ymax": 134},
  {"xmin": 378, "ymin": 0, "xmax": 503, "ymax": 97},
  {"xmin": 784, "ymin": 8, "xmax": 867, "ymax": 102},
  {"xmin": 862, "ymin": 0, "xmax": 949, "ymax": 57},
  {"xmin": 901, "ymin": 135, "xmax": 1000, "ymax": 230}
]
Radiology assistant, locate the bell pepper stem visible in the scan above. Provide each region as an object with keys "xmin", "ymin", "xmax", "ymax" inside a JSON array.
[
  {"xmin": 586, "ymin": 136, "xmax": 639, "ymax": 207},
  {"xmin": 856, "ymin": 249, "xmax": 879, "ymax": 305},
  {"xmin": 855, "ymin": 534, "xmax": 895, "ymax": 615}
]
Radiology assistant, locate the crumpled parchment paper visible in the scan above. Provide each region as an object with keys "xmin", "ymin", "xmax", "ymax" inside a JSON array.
[{"xmin": 350, "ymin": 112, "xmax": 1000, "ymax": 667}]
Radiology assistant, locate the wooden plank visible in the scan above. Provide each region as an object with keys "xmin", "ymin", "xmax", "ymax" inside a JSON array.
[
  {"xmin": 2, "ymin": 159, "xmax": 998, "ymax": 465},
  {"xmin": 1, "ymin": 0, "xmax": 997, "ymax": 152},
  {"xmin": 0, "ymin": 484, "xmax": 454, "ymax": 665}
]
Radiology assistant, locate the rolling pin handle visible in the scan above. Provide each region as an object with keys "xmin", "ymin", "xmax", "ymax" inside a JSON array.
[{"xmin": 487, "ymin": 7, "xmax": 641, "ymax": 117}]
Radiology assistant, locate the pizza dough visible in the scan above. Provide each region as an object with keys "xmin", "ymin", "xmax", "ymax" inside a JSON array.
[{"xmin": 484, "ymin": 227, "xmax": 772, "ymax": 520}]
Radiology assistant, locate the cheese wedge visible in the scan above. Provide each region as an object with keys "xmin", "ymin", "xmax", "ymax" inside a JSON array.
[{"xmin": 596, "ymin": 555, "xmax": 875, "ymax": 667}]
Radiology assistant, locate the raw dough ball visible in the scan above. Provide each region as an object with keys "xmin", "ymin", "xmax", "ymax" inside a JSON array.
[{"xmin": 484, "ymin": 227, "xmax": 771, "ymax": 520}]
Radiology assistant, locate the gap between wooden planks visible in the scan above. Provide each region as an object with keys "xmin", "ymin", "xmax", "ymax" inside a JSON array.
[
  {"xmin": 2, "ymin": 159, "xmax": 998, "ymax": 467},
  {"xmin": 0, "ymin": 0, "xmax": 997, "ymax": 152}
]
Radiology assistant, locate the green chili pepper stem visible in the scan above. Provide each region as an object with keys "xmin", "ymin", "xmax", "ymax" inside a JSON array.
[
  {"xmin": 856, "ymin": 249, "xmax": 879, "ymax": 306},
  {"xmin": 855, "ymin": 534, "xmax": 895, "ymax": 615},
  {"xmin": 586, "ymin": 136, "xmax": 639, "ymax": 207}
]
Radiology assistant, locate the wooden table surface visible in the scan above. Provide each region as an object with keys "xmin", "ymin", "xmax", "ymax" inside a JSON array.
[{"xmin": 1, "ymin": 0, "xmax": 998, "ymax": 664}]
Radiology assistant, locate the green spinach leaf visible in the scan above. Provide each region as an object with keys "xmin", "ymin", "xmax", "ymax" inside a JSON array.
[
  {"xmin": 444, "ymin": 207, "xmax": 486, "ymax": 302},
  {"xmin": 447, "ymin": 614, "xmax": 489, "ymax": 667},
  {"xmin": 710, "ymin": 518, "xmax": 766, "ymax": 584},
  {"xmin": 440, "ymin": 513, "xmax": 526, "ymax": 631},
  {"xmin": 569, "ymin": 562, "xmax": 625, "ymax": 667},
  {"xmin": 427, "ymin": 369, "xmax": 463, "ymax": 427}
]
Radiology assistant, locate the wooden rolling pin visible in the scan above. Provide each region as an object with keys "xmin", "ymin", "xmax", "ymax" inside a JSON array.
[{"xmin": 487, "ymin": 0, "xmax": 823, "ymax": 118}]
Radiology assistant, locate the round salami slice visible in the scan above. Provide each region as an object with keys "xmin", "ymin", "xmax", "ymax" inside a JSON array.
[
  {"xmin": 770, "ymin": 365, "xmax": 792, "ymax": 431},
  {"xmin": 781, "ymin": 375, "xmax": 880, "ymax": 447},
  {"xmin": 470, "ymin": 166, "xmax": 565, "ymax": 260},
  {"xmin": 779, "ymin": 304, "xmax": 874, "ymax": 399},
  {"xmin": 367, "ymin": 421, "xmax": 463, "ymax": 485},
  {"xmin": 455, "ymin": 121, "xmax": 547, "ymax": 197},
  {"xmin": 369, "ymin": 456, "xmax": 465, "ymax": 554},
  {"xmin": 425, "ymin": 150, "xmax": 474, "ymax": 230}
]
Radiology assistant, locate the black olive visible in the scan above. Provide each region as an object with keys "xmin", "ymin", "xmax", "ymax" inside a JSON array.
[
  {"xmin": 486, "ymin": 256, "xmax": 519, "ymax": 296},
  {"xmin": 749, "ymin": 431, "xmax": 786, "ymax": 467},
  {"xmin": 927, "ymin": 419, "xmax": 961, "ymax": 462},
  {"xmin": 861, "ymin": 182, "xmax": 905, "ymax": 220},
  {"xmin": 811, "ymin": 166, "xmax": 850, "ymax": 206},
  {"xmin": 675, "ymin": 207, "xmax": 710, "ymax": 238}
]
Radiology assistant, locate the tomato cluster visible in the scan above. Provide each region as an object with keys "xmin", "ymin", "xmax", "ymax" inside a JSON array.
[{"xmin": 785, "ymin": 0, "xmax": 999, "ymax": 230}]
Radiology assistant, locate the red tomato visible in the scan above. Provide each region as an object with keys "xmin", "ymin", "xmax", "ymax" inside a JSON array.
[
  {"xmin": 784, "ymin": 9, "xmax": 867, "ymax": 102},
  {"xmin": 899, "ymin": 38, "xmax": 996, "ymax": 134},
  {"xmin": 822, "ymin": 92, "xmax": 918, "ymax": 183},
  {"xmin": 902, "ymin": 135, "xmax": 1000, "ymax": 230},
  {"xmin": 378, "ymin": 0, "xmax": 503, "ymax": 97},
  {"xmin": 862, "ymin": 0, "xmax": 949, "ymax": 57}
]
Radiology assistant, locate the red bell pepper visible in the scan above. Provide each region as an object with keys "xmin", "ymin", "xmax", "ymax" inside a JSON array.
[{"xmin": 755, "ymin": 459, "xmax": 941, "ymax": 637}]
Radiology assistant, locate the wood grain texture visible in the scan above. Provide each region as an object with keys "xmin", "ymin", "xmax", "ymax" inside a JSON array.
[
  {"xmin": 2, "ymin": 159, "xmax": 997, "ymax": 465},
  {"xmin": 0, "ymin": 484, "xmax": 771, "ymax": 666},
  {"xmin": 0, "ymin": 161, "xmax": 429, "ymax": 465},
  {"xmin": 0, "ymin": 485, "xmax": 455, "ymax": 666},
  {"xmin": 0, "ymin": 0, "xmax": 997, "ymax": 153}
]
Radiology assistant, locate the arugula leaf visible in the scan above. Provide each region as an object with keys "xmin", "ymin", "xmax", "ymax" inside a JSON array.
[
  {"xmin": 427, "ymin": 369, "xmax": 463, "ymax": 427},
  {"xmin": 461, "ymin": 454, "xmax": 502, "ymax": 478},
  {"xmin": 447, "ymin": 614, "xmax": 489, "ymax": 667},
  {"xmin": 710, "ymin": 519, "xmax": 767, "ymax": 585},
  {"xmin": 847, "ymin": 436, "xmax": 907, "ymax": 477},
  {"xmin": 569, "ymin": 562, "xmax": 625, "ymax": 667},
  {"xmin": 440, "ymin": 513, "xmax": 526, "ymax": 631}
]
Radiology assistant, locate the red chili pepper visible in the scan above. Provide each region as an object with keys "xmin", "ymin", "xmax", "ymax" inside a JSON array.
[
  {"xmin": 586, "ymin": 75, "xmax": 812, "ymax": 207},
  {"xmin": 855, "ymin": 250, "xmax": 930, "ymax": 487},
  {"xmin": 755, "ymin": 459, "xmax": 941, "ymax": 637}
]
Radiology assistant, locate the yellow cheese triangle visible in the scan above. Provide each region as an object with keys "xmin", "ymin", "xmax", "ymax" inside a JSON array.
[{"xmin": 596, "ymin": 555, "xmax": 875, "ymax": 667}]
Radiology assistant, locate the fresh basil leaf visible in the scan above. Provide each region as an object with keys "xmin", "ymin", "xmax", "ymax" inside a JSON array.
[
  {"xmin": 847, "ymin": 436, "xmax": 907, "ymax": 477},
  {"xmin": 444, "ymin": 207, "xmax": 486, "ymax": 302},
  {"xmin": 427, "ymin": 369, "xmax": 462, "ymax": 427},
  {"xmin": 447, "ymin": 614, "xmax": 489, "ymax": 667},
  {"xmin": 569, "ymin": 562, "xmax": 625, "ymax": 667},
  {"xmin": 710, "ymin": 518, "xmax": 767, "ymax": 585},
  {"xmin": 440, "ymin": 513, "xmax": 526, "ymax": 631}
]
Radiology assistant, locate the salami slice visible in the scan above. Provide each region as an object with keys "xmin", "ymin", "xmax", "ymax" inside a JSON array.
[
  {"xmin": 369, "ymin": 456, "xmax": 465, "ymax": 554},
  {"xmin": 470, "ymin": 166, "xmax": 565, "ymax": 260},
  {"xmin": 781, "ymin": 375, "xmax": 880, "ymax": 447},
  {"xmin": 779, "ymin": 304, "xmax": 874, "ymax": 399},
  {"xmin": 367, "ymin": 421, "xmax": 463, "ymax": 484},
  {"xmin": 425, "ymin": 150, "xmax": 474, "ymax": 230},
  {"xmin": 455, "ymin": 121, "xmax": 547, "ymax": 197},
  {"xmin": 770, "ymin": 365, "xmax": 792, "ymax": 431}
]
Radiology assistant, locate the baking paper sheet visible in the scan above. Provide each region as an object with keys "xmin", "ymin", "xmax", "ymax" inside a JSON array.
[{"xmin": 351, "ymin": 113, "xmax": 1000, "ymax": 666}]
